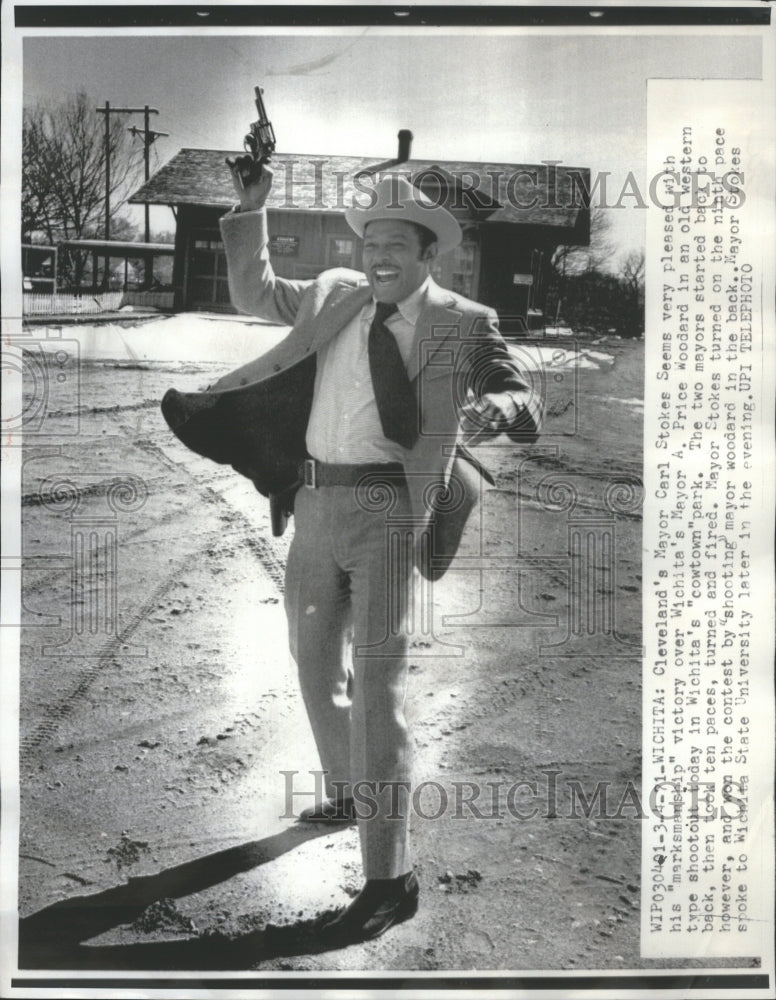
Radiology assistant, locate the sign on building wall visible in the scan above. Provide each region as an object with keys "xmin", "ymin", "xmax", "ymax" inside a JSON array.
[{"xmin": 269, "ymin": 235, "xmax": 300, "ymax": 257}]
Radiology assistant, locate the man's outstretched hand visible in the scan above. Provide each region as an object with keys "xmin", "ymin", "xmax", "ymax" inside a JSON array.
[
  {"xmin": 459, "ymin": 389, "xmax": 531, "ymax": 440},
  {"xmin": 225, "ymin": 157, "xmax": 274, "ymax": 212}
]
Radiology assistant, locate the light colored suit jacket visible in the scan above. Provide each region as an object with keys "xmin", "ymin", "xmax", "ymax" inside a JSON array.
[{"xmin": 214, "ymin": 208, "xmax": 542, "ymax": 554}]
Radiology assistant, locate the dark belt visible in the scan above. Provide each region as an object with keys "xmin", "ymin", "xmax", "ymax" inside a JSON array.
[{"xmin": 300, "ymin": 458, "xmax": 405, "ymax": 489}]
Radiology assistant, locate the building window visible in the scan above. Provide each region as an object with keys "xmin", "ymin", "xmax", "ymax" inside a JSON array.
[
  {"xmin": 431, "ymin": 238, "xmax": 478, "ymax": 298},
  {"xmin": 450, "ymin": 241, "xmax": 476, "ymax": 297},
  {"xmin": 193, "ymin": 238, "xmax": 223, "ymax": 250},
  {"xmin": 328, "ymin": 236, "xmax": 355, "ymax": 267}
]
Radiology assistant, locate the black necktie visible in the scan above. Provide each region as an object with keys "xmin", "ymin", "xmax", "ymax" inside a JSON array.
[{"xmin": 367, "ymin": 301, "xmax": 418, "ymax": 450}]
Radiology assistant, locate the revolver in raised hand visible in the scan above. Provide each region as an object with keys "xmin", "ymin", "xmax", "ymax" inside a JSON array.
[{"xmin": 230, "ymin": 85, "xmax": 276, "ymax": 189}]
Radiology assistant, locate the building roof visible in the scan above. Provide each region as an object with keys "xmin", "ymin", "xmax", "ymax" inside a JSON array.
[
  {"xmin": 130, "ymin": 149, "xmax": 590, "ymax": 234},
  {"xmin": 58, "ymin": 239, "xmax": 175, "ymax": 254}
]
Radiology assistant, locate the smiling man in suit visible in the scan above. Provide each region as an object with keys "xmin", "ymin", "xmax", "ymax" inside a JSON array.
[{"xmin": 166, "ymin": 163, "xmax": 542, "ymax": 944}]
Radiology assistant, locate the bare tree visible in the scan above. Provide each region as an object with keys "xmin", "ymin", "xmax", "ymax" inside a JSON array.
[
  {"xmin": 22, "ymin": 92, "xmax": 143, "ymax": 284},
  {"xmin": 551, "ymin": 206, "xmax": 616, "ymax": 277},
  {"xmin": 150, "ymin": 229, "xmax": 176, "ymax": 244},
  {"xmin": 620, "ymin": 248, "xmax": 645, "ymax": 298}
]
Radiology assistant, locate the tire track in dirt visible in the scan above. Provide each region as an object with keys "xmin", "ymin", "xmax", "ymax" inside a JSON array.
[
  {"xmin": 22, "ymin": 472, "xmax": 171, "ymax": 508},
  {"xmin": 45, "ymin": 399, "xmax": 163, "ymax": 420},
  {"xmin": 22, "ymin": 436, "xmax": 289, "ymax": 754},
  {"xmin": 497, "ymin": 463, "xmax": 644, "ymax": 523},
  {"xmin": 22, "ymin": 435, "xmax": 280, "ymax": 596},
  {"xmin": 22, "ymin": 473, "xmax": 235, "ymax": 597},
  {"xmin": 134, "ymin": 436, "xmax": 288, "ymax": 592},
  {"xmin": 21, "ymin": 543, "xmax": 215, "ymax": 756}
]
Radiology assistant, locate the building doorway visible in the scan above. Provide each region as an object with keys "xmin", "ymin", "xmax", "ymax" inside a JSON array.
[{"xmin": 185, "ymin": 226, "xmax": 232, "ymax": 311}]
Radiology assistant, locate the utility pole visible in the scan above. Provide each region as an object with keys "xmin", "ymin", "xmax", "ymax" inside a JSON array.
[
  {"xmin": 127, "ymin": 110, "xmax": 169, "ymax": 242},
  {"xmin": 95, "ymin": 103, "xmax": 167, "ymax": 287},
  {"xmin": 101, "ymin": 102, "xmax": 111, "ymax": 241}
]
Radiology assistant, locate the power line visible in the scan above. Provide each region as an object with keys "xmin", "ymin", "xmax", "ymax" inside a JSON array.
[
  {"xmin": 95, "ymin": 102, "xmax": 168, "ymax": 243},
  {"xmin": 127, "ymin": 116, "xmax": 170, "ymax": 241}
]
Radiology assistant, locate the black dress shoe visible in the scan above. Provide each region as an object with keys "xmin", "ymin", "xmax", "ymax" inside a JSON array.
[
  {"xmin": 318, "ymin": 871, "xmax": 419, "ymax": 943},
  {"xmin": 298, "ymin": 796, "xmax": 356, "ymax": 823}
]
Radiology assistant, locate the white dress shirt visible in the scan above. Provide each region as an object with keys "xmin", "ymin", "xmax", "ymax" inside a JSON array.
[{"xmin": 306, "ymin": 277, "xmax": 430, "ymax": 464}]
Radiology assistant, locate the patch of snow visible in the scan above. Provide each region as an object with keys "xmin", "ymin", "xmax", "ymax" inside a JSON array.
[
  {"xmin": 28, "ymin": 313, "xmax": 290, "ymax": 364},
  {"xmin": 507, "ymin": 344, "xmax": 616, "ymax": 372}
]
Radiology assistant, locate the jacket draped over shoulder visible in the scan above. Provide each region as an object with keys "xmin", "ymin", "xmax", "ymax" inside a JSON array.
[{"xmin": 160, "ymin": 208, "xmax": 542, "ymax": 578}]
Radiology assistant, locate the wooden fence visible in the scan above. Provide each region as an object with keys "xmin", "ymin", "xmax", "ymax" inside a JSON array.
[
  {"xmin": 23, "ymin": 292, "xmax": 124, "ymax": 316},
  {"xmin": 22, "ymin": 290, "xmax": 174, "ymax": 316},
  {"xmin": 121, "ymin": 290, "xmax": 175, "ymax": 310}
]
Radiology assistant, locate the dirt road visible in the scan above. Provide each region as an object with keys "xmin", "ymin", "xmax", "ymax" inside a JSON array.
[{"xmin": 17, "ymin": 320, "xmax": 656, "ymax": 972}]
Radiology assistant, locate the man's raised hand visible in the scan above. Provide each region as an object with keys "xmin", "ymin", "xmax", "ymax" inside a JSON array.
[{"xmin": 225, "ymin": 157, "xmax": 274, "ymax": 211}]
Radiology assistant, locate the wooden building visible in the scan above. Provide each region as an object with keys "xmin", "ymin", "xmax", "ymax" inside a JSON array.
[
  {"xmin": 130, "ymin": 149, "xmax": 590, "ymax": 329},
  {"xmin": 21, "ymin": 244, "xmax": 57, "ymax": 292},
  {"xmin": 56, "ymin": 239, "xmax": 175, "ymax": 292}
]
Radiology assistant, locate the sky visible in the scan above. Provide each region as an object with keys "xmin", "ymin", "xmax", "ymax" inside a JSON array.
[{"xmin": 21, "ymin": 29, "xmax": 762, "ymax": 265}]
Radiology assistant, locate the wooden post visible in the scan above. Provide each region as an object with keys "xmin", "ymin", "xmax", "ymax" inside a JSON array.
[
  {"xmin": 143, "ymin": 106, "xmax": 151, "ymax": 244},
  {"xmin": 95, "ymin": 103, "xmax": 166, "ymax": 288},
  {"xmin": 103, "ymin": 101, "xmax": 111, "ymax": 242}
]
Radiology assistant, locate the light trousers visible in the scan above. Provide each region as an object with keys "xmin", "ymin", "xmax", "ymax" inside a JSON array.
[{"xmin": 284, "ymin": 479, "xmax": 415, "ymax": 879}]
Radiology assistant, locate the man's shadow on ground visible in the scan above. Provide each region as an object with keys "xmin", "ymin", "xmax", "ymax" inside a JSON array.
[{"xmin": 20, "ymin": 823, "xmax": 350, "ymax": 970}]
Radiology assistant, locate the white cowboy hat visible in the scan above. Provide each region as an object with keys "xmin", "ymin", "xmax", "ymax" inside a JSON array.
[{"xmin": 345, "ymin": 175, "xmax": 462, "ymax": 254}]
